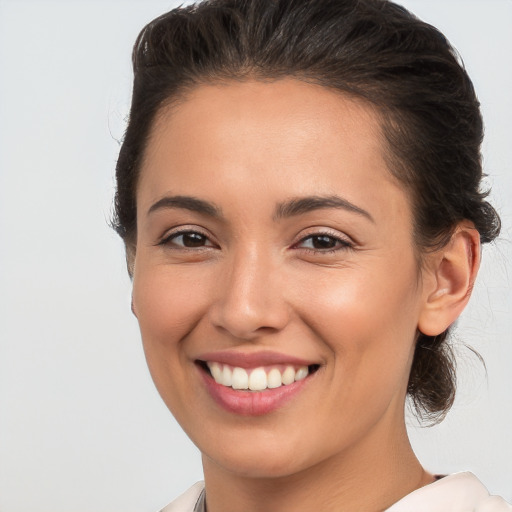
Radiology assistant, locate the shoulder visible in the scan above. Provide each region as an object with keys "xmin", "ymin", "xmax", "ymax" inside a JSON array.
[
  {"xmin": 386, "ymin": 472, "xmax": 512, "ymax": 512},
  {"xmin": 159, "ymin": 482, "xmax": 205, "ymax": 512}
]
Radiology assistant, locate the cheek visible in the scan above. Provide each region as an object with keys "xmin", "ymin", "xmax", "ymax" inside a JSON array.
[
  {"xmin": 131, "ymin": 265, "xmax": 217, "ymax": 425},
  {"xmin": 303, "ymin": 262, "xmax": 418, "ymax": 327},
  {"xmin": 133, "ymin": 265, "xmax": 209, "ymax": 340},
  {"xmin": 293, "ymin": 270, "xmax": 420, "ymax": 444},
  {"xmin": 296, "ymin": 263, "xmax": 420, "ymax": 384},
  {"xmin": 131, "ymin": 265, "xmax": 213, "ymax": 397}
]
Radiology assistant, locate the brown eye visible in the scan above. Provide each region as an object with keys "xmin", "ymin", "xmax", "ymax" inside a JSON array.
[
  {"xmin": 180, "ymin": 232, "xmax": 208, "ymax": 247},
  {"xmin": 310, "ymin": 235, "xmax": 338, "ymax": 249},
  {"xmin": 161, "ymin": 231, "xmax": 214, "ymax": 248},
  {"xmin": 297, "ymin": 233, "xmax": 352, "ymax": 252}
]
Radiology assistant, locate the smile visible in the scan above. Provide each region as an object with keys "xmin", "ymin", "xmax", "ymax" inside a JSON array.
[
  {"xmin": 196, "ymin": 355, "xmax": 320, "ymax": 415},
  {"xmin": 206, "ymin": 362, "xmax": 311, "ymax": 391}
]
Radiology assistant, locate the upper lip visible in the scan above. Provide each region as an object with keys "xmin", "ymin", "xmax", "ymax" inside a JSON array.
[{"xmin": 196, "ymin": 350, "xmax": 316, "ymax": 368}]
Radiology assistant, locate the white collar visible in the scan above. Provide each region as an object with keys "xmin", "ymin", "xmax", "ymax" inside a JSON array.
[
  {"xmin": 162, "ymin": 473, "xmax": 512, "ymax": 512},
  {"xmin": 385, "ymin": 472, "xmax": 507, "ymax": 512}
]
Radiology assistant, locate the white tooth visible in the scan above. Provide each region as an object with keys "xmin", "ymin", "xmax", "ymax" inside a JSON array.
[
  {"xmin": 282, "ymin": 366, "xmax": 295, "ymax": 385},
  {"xmin": 267, "ymin": 368, "xmax": 282, "ymax": 389},
  {"xmin": 207, "ymin": 362, "xmax": 223, "ymax": 383},
  {"xmin": 232, "ymin": 367, "xmax": 249, "ymax": 389},
  {"xmin": 221, "ymin": 365, "xmax": 233, "ymax": 387},
  {"xmin": 249, "ymin": 368, "xmax": 267, "ymax": 391},
  {"xmin": 295, "ymin": 366, "xmax": 309, "ymax": 381}
]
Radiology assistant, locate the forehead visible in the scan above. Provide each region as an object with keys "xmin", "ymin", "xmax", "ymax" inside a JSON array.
[
  {"xmin": 146, "ymin": 79, "xmax": 385, "ymax": 165},
  {"xmin": 137, "ymin": 78, "xmax": 409, "ymax": 223}
]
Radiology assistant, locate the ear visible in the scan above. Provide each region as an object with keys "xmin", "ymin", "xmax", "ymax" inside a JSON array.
[
  {"xmin": 126, "ymin": 242, "xmax": 136, "ymax": 279},
  {"xmin": 131, "ymin": 295, "xmax": 137, "ymax": 317},
  {"xmin": 418, "ymin": 223, "xmax": 481, "ymax": 337}
]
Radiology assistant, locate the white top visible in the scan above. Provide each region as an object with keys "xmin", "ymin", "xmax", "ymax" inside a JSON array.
[
  {"xmin": 386, "ymin": 472, "xmax": 512, "ymax": 512},
  {"xmin": 160, "ymin": 473, "xmax": 512, "ymax": 512}
]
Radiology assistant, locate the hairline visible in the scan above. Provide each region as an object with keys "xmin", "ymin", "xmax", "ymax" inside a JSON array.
[{"xmin": 126, "ymin": 74, "xmax": 434, "ymax": 277}]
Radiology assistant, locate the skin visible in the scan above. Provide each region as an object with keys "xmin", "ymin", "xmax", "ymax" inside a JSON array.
[{"xmin": 131, "ymin": 79, "xmax": 480, "ymax": 512}]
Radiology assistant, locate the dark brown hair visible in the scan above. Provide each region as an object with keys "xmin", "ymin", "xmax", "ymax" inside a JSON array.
[{"xmin": 113, "ymin": 0, "xmax": 500, "ymax": 422}]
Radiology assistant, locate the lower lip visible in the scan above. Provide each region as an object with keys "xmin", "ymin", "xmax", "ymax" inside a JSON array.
[{"xmin": 199, "ymin": 367, "xmax": 311, "ymax": 416}]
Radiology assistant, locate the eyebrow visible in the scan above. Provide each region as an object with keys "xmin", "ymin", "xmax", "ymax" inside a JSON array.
[
  {"xmin": 147, "ymin": 195, "xmax": 223, "ymax": 218},
  {"xmin": 146, "ymin": 194, "xmax": 373, "ymax": 223},
  {"xmin": 274, "ymin": 195, "xmax": 374, "ymax": 222}
]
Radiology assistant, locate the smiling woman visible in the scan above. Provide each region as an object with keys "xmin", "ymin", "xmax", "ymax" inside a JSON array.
[{"xmin": 112, "ymin": 0, "xmax": 510, "ymax": 511}]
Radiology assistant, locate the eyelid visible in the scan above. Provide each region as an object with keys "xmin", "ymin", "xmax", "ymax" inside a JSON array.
[
  {"xmin": 156, "ymin": 225, "xmax": 218, "ymax": 248},
  {"xmin": 155, "ymin": 225, "xmax": 353, "ymax": 252},
  {"xmin": 292, "ymin": 228, "xmax": 355, "ymax": 251}
]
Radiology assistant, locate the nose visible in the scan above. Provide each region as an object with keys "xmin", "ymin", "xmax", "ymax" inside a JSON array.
[{"xmin": 208, "ymin": 246, "xmax": 290, "ymax": 340}]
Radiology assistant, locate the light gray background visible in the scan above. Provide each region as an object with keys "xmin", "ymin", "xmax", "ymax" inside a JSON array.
[{"xmin": 0, "ymin": 1, "xmax": 510, "ymax": 511}]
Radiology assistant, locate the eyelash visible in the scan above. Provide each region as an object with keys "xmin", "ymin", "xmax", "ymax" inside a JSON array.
[
  {"xmin": 157, "ymin": 228, "xmax": 216, "ymax": 250},
  {"xmin": 157, "ymin": 228, "xmax": 353, "ymax": 254},
  {"xmin": 294, "ymin": 231, "xmax": 354, "ymax": 254}
]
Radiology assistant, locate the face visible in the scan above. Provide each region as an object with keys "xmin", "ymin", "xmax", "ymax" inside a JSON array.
[{"xmin": 132, "ymin": 79, "xmax": 430, "ymax": 479}]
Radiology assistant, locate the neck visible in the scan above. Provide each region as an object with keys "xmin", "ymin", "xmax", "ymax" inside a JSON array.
[{"xmin": 201, "ymin": 419, "xmax": 433, "ymax": 512}]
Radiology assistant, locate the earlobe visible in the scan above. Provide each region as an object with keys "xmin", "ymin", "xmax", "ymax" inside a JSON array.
[
  {"xmin": 131, "ymin": 296, "xmax": 137, "ymax": 317},
  {"xmin": 126, "ymin": 246, "xmax": 136, "ymax": 279},
  {"xmin": 418, "ymin": 223, "xmax": 481, "ymax": 336}
]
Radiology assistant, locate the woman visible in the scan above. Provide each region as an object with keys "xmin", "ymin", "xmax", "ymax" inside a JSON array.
[{"xmin": 113, "ymin": 0, "xmax": 510, "ymax": 510}]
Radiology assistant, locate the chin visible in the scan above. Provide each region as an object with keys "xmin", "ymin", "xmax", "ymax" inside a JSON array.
[
  {"xmin": 197, "ymin": 426, "xmax": 327, "ymax": 480},
  {"xmin": 204, "ymin": 449, "xmax": 306, "ymax": 479},
  {"xmin": 193, "ymin": 429, "xmax": 284, "ymax": 475}
]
